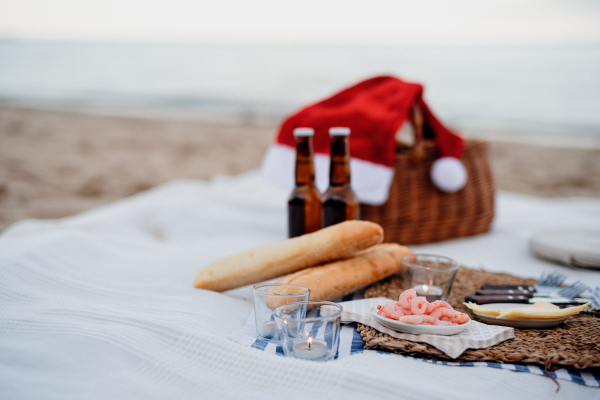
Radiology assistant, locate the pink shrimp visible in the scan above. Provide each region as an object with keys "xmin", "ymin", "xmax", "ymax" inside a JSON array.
[
  {"xmin": 377, "ymin": 304, "xmax": 401, "ymax": 320},
  {"xmin": 386, "ymin": 302, "xmax": 408, "ymax": 318},
  {"xmin": 398, "ymin": 288, "xmax": 417, "ymax": 311},
  {"xmin": 393, "ymin": 304, "xmax": 407, "ymax": 317},
  {"xmin": 435, "ymin": 308, "xmax": 469, "ymax": 324},
  {"xmin": 429, "ymin": 307, "xmax": 445, "ymax": 319},
  {"xmin": 385, "ymin": 301, "xmax": 397, "ymax": 309},
  {"xmin": 382, "ymin": 289, "xmax": 469, "ymax": 326},
  {"xmin": 399, "ymin": 315, "xmax": 423, "ymax": 325},
  {"xmin": 426, "ymin": 300, "xmax": 453, "ymax": 314},
  {"xmin": 419, "ymin": 315, "xmax": 435, "ymax": 325},
  {"xmin": 440, "ymin": 309, "xmax": 459, "ymax": 321},
  {"xmin": 432, "ymin": 319, "xmax": 455, "ymax": 326},
  {"xmin": 454, "ymin": 312, "xmax": 470, "ymax": 325},
  {"xmin": 429, "ymin": 307, "xmax": 458, "ymax": 320},
  {"xmin": 410, "ymin": 296, "xmax": 429, "ymax": 315}
]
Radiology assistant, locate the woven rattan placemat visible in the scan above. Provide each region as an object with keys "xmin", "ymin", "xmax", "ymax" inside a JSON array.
[{"xmin": 361, "ymin": 266, "xmax": 600, "ymax": 370}]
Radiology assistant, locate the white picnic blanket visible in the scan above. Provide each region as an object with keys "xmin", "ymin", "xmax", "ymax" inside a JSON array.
[{"xmin": 1, "ymin": 170, "xmax": 600, "ymax": 399}]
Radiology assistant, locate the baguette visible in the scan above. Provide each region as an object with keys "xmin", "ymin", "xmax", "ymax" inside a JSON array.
[
  {"xmin": 274, "ymin": 243, "xmax": 412, "ymax": 303},
  {"xmin": 193, "ymin": 220, "xmax": 384, "ymax": 292}
]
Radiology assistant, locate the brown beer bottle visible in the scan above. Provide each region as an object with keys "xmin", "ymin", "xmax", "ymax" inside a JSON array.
[
  {"xmin": 288, "ymin": 127, "xmax": 322, "ymax": 238},
  {"xmin": 322, "ymin": 127, "xmax": 359, "ymax": 227}
]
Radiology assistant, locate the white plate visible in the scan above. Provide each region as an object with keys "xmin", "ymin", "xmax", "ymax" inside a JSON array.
[
  {"xmin": 471, "ymin": 303, "xmax": 569, "ymax": 328},
  {"xmin": 370, "ymin": 306, "xmax": 471, "ymax": 336},
  {"xmin": 529, "ymin": 229, "xmax": 600, "ymax": 269}
]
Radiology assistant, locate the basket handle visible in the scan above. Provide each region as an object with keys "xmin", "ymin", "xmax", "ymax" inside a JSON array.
[{"xmin": 408, "ymin": 103, "xmax": 425, "ymax": 164}]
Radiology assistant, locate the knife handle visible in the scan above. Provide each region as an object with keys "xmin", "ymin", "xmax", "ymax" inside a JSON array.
[
  {"xmin": 480, "ymin": 284, "xmax": 535, "ymax": 292},
  {"xmin": 465, "ymin": 294, "xmax": 531, "ymax": 304},
  {"xmin": 476, "ymin": 289, "xmax": 533, "ymax": 297}
]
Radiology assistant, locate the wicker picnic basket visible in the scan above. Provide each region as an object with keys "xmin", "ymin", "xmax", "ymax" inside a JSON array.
[{"xmin": 360, "ymin": 106, "xmax": 495, "ymax": 244}]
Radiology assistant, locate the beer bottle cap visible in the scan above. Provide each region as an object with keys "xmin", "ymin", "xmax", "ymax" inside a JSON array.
[
  {"xmin": 329, "ymin": 127, "xmax": 351, "ymax": 136},
  {"xmin": 293, "ymin": 127, "xmax": 315, "ymax": 137}
]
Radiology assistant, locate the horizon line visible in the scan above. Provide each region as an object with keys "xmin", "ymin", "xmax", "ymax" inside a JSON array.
[{"xmin": 2, "ymin": 36, "xmax": 600, "ymax": 48}]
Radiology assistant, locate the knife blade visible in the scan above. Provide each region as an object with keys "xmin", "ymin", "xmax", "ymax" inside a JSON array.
[
  {"xmin": 479, "ymin": 284, "xmax": 535, "ymax": 292},
  {"xmin": 476, "ymin": 289, "xmax": 534, "ymax": 297},
  {"xmin": 464, "ymin": 294, "xmax": 590, "ymax": 305},
  {"xmin": 478, "ymin": 284, "xmax": 573, "ymax": 297}
]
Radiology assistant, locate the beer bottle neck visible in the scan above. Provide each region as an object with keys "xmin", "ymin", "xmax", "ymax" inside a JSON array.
[
  {"xmin": 294, "ymin": 136, "xmax": 316, "ymax": 186},
  {"xmin": 329, "ymin": 135, "xmax": 351, "ymax": 186}
]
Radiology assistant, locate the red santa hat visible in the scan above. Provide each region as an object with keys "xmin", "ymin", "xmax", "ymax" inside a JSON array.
[{"xmin": 261, "ymin": 75, "xmax": 466, "ymax": 205}]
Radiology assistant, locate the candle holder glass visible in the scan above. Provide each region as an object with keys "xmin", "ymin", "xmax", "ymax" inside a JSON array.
[
  {"xmin": 402, "ymin": 254, "xmax": 459, "ymax": 302},
  {"xmin": 252, "ymin": 283, "xmax": 310, "ymax": 343},
  {"xmin": 273, "ymin": 300, "xmax": 342, "ymax": 361}
]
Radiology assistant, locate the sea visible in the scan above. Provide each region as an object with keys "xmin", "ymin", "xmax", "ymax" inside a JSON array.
[{"xmin": 1, "ymin": 40, "xmax": 599, "ymax": 146}]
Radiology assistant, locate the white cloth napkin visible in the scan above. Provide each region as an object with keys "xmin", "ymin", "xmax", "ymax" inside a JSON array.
[{"xmin": 339, "ymin": 297, "xmax": 514, "ymax": 359}]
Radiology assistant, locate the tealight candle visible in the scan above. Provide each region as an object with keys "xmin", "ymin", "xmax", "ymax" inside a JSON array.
[
  {"xmin": 292, "ymin": 337, "xmax": 328, "ymax": 360},
  {"xmin": 414, "ymin": 284, "xmax": 443, "ymax": 302},
  {"xmin": 262, "ymin": 321, "xmax": 279, "ymax": 341}
]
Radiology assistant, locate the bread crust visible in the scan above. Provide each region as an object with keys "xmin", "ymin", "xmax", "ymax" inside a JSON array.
[
  {"xmin": 193, "ymin": 220, "xmax": 384, "ymax": 291},
  {"xmin": 275, "ymin": 243, "xmax": 412, "ymax": 302}
]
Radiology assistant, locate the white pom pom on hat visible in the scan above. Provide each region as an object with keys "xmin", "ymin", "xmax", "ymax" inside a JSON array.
[{"xmin": 430, "ymin": 157, "xmax": 468, "ymax": 193}]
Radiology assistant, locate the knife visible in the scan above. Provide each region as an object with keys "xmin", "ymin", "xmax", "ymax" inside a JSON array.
[
  {"xmin": 478, "ymin": 283, "xmax": 575, "ymax": 297},
  {"xmin": 476, "ymin": 289, "xmax": 534, "ymax": 297},
  {"xmin": 480, "ymin": 284, "xmax": 536, "ymax": 292},
  {"xmin": 464, "ymin": 294, "xmax": 590, "ymax": 305}
]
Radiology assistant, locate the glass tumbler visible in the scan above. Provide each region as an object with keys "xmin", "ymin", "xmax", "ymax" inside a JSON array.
[
  {"xmin": 402, "ymin": 254, "xmax": 459, "ymax": 302},
  {"xmin": 251, "ymin": 283, "xmax": 310, "ymax": 343},
  {"xmin": 273, "ymin": 300, "xmax": 342, "ymax": 362}
]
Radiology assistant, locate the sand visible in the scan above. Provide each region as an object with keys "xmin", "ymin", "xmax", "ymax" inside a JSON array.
[{"xmin": 1, "ymin": 105, "xmax": 599, "ymax": 232}]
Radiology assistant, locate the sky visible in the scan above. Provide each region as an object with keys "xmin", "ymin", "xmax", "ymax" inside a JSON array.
[{"xmin": 1, "ymin": 0, "xmax": 600, "ymax": 46}]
